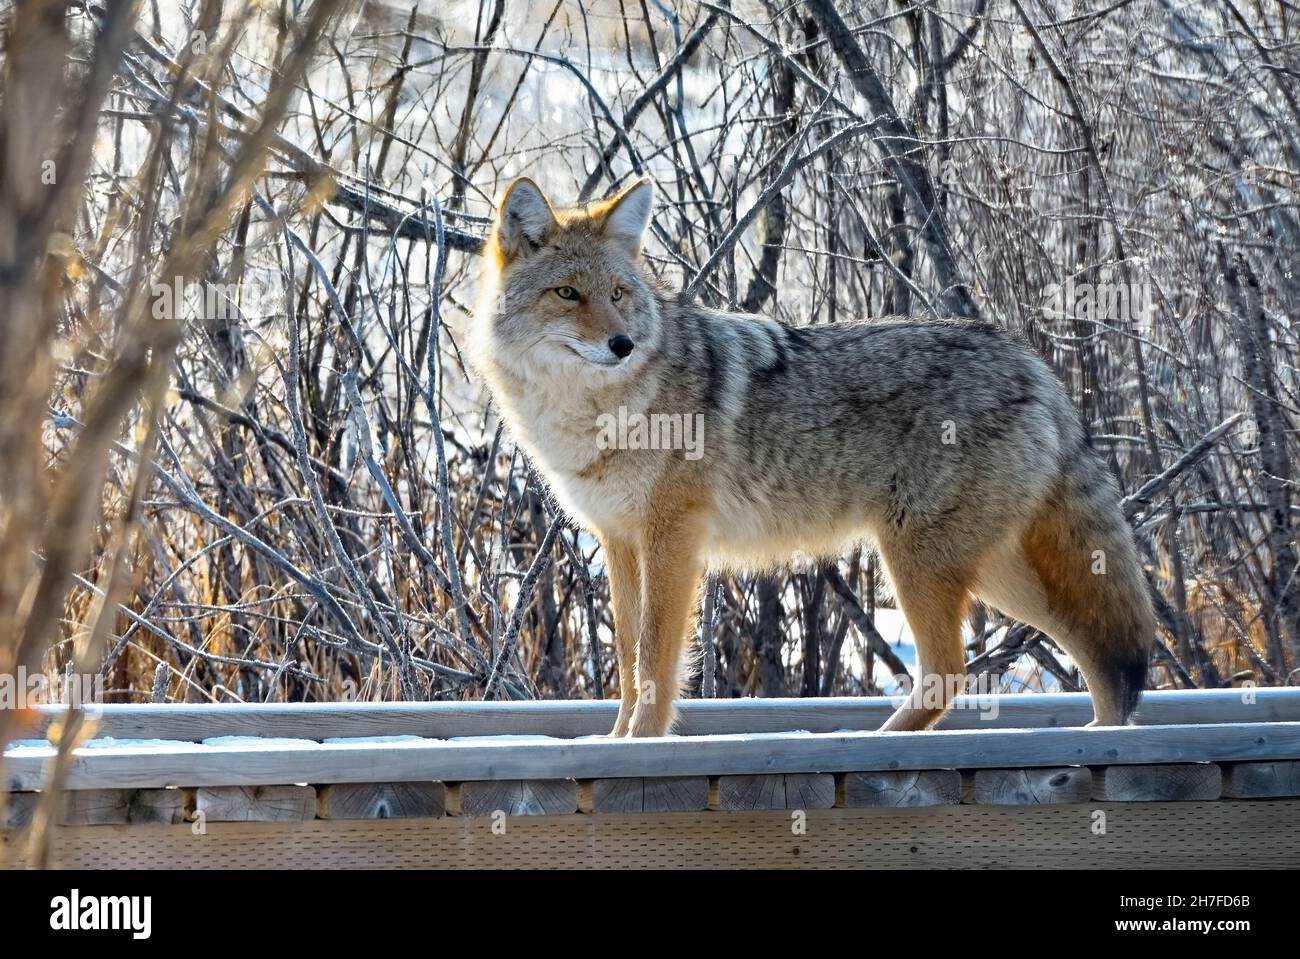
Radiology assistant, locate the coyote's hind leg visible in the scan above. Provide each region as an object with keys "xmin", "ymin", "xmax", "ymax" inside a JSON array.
[{"xmin": 878, "ymin": 548, "xmax": 973, "ymax": 733}]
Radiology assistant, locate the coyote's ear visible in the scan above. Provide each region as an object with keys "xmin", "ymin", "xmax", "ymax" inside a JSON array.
[
  {"xmin": 601, "ymin": 178, "xmax": 653, "ymax": 255},
  {"xmin": 496, "ymin": 177, "xmax": 556, "ymax": 261}
]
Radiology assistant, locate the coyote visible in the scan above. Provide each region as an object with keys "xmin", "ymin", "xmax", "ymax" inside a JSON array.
[{"xmin": 471, "ymin": 176, "xmax": 1155, "ymax": 737}]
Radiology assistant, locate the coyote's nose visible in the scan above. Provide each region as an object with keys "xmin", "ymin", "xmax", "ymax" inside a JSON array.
[{"xmin": 608, "ymin": 335, "xmax": 634, "ymax": 359}]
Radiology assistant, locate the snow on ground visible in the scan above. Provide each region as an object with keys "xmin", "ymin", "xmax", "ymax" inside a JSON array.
[
  {"xmin": 11, "ymin": 738, "xmax": 207, "ymax": 750},
  {"xmin": 848, "ymin": 608, "xmax": 1072, "ymax": 696},
  {"xmin": 84, "ymin": 737, "xmax": 205, "ymax": 749}
]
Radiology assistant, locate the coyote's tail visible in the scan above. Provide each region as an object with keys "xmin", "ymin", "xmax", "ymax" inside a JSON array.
[{"xmin": 1022, "ymin": 448, "xmax": 1156, "ymax": 724}]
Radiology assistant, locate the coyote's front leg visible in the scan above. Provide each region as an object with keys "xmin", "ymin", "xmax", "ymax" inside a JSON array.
[
  {"xmin": 602, "ymin": 537, "xmax": 642, "ymax": 737},
  {"xmin": 627, "ymin": 509, "xmax": 704, "ymax": 737}
]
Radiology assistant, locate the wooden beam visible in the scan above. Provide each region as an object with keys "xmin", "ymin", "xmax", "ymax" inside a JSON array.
[
  {"xmin": 3, "ymin": 793, "xmax": 37, "ymax": 829},
  {"xmin": 316, "ymin": 782, "xmax": 445, "ymax": 819},
  {"xmin": 7, "ymin": 721, "xmax": 1300, "ymax": 790},
  {"xmin": 579, "ymin": 778, "xmax": 640, "ymax": 814},
  {"xmin": 786, "ymin": 773, "xmax": 836, "ymax": 809},
  {"xmin": 1093, "ymin": 764, "xmax": 1222, "ymax": 801},
  {"xmin": 28, "ymin": 688, "xmax": 1300, "ymax": 741},
  {"xmin": 1222, "ymin": 760, "xmax": 1300, "ymax": 798},
  {"xmin": 969, "ymin": 768, "xmax": 1092, "ymax": 805},
  {"xmin": 128, "ymin": 788, "xmax": 190, "ymax": 824},
  {"xmin": 454, "ymin": 780, "xmax": 577, "ymax": 817},
  {"xmin": 5, "ymin": 801, "xmax": 1298, "ymax": 869},
  {"xmin": 195, "ymin": 785, "xmax": 316, "ymax": 822},
  {"xmin": 61, "ymin": 789, "xmax": 130, "ymax": 825},
  {"xmin": 839, "ymin": 770, "xmax": 961, "ymax": 807},
  {"xmin": 712, "ymin": 774, "xmax": 835, "ymax": 811},
  {"xmin": 578, "ymin": 777, "xmax": 708, "ymax": 814},
  {"xmin": 643, "ymin": 776, "xmax": 709, "ymax": 812},
  {"xmin": 714, "ymin": 775, "xmax": 785, "ymax": 811},
  {"xmin": 3, "ymin": 788, "xmax": 191, "ymax": 827}
]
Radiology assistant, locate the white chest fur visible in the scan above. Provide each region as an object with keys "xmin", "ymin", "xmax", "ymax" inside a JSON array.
[{"xmin": 494, "ymin": 377, "xmax": 659, "ymax": 534}]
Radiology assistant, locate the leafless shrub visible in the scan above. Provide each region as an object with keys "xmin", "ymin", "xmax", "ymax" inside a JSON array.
[{"xmin": 1, "ymin": 0, "xmax": 1296, "ymax": 767}]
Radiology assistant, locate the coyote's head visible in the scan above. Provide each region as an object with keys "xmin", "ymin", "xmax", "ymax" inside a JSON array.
[{"xmin": 475, "ymin": 177, "xmax": 660, "ymax": 384}]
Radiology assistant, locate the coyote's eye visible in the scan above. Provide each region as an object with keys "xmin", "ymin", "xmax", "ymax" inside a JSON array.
[
  {"xmin": 612, "ymin": 287, "xmax": 624, "ymax": 302},
  {"xmin": 553, "ymin": 286, "xmax": 579, "ymax": 301}
]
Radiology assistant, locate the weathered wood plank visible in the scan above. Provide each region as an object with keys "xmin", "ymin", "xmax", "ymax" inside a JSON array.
[
  {"xmin": 2, "ymin": 789, "xmax": 189, "ymax": 828},
  {"xmin": 1093, "ymin": 764, "xmax": 1222, "ymax": 801},
  {"xmin": 196, "ymin": 785, "xmax": 316, "ymax": 822},
  {"xmin": 713, "ymin": 774, "xmax": 835, "ymax": 810},
  {"xmin": 642, "ymin": 776, "xmax": 709, "ymax": 812},
  {"xmin": 455, "ymin": 780, "xmax": 577, "ymax": 817},
  {"xmin": 840, "ymin": 770, "xmax": 961, "ymax": 807},
  {"xmin": 316, "ymin": 782, "xmax": 445, "ymax": 819},
  {"xmin": 3, "ymin": 793, "xmax": 37, "ymax": 829},
  {"xmin": 785, "ymin": 773, "xmax": 836, "ymax": 809},
  {"xmin": 578, "ymin": 777, "xmax": 708, "ymax": 814},
  {"xmin": 7, "ymin": 801, "xmax": 1299, "ymax": 869},
  {"xmin": 7, "ymin": 721, "xmax": 1299, "ymax": 789},
  {"xmin": 714, "ymin": 775, "xmax": 784, "ymax": 810},
  {"xmin": 128, "ymin": 788, "xmax": 190, "ymax": 824},
  {"xmin": 1222, "ymin": 760, "xmax": 1300, "ymax": 798},
  {"xmin": 579, "ymin": 778, "xmax": 641, "ymax": 814},
  {"xmin": 29, "ymin": 688, "xmax": 1300, "ymax": 741},
  {"xmin": 971, "ymin": 767, "xmax": 1092, "ymax": 805},
  {"xmin": 61, "ymin": 789, "xmax": 130, "ymax": 825}
]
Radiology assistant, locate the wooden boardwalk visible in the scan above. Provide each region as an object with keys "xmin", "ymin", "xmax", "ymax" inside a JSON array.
[{"xmin": 4, "ymin": 689, "xmax": 1299, "ymax": 869}]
